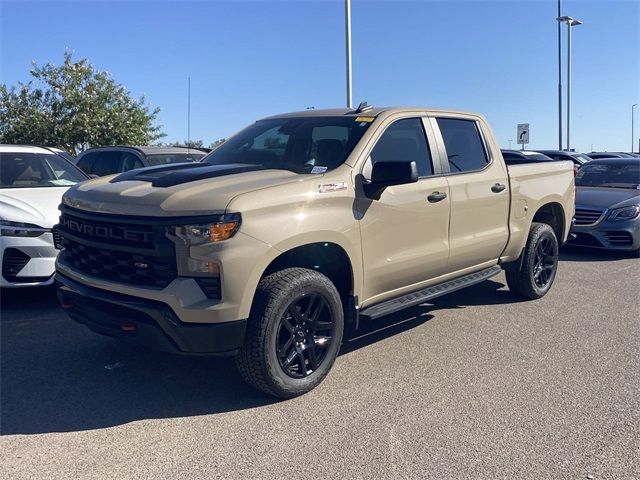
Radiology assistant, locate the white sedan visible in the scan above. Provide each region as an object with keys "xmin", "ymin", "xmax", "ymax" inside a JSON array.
[{"xmin": 0, "ymin": 145, "xmax": 88, "ymax": 287}]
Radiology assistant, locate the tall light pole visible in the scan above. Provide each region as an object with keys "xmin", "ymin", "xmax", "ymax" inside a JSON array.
[
  {"xmin": 557, "ymin": 16, "xmax": 582, "ymax": 151},
  {"xmin": 633, "ymin": 104, "xmax": 638, "ymax": 153},
  {"xmin": 557, "ymin": 0, "xmax": 562, "ymax": 150},
  {"xmin": 345, "ymin": 0, "xmax": 353, "ymax": 108}
]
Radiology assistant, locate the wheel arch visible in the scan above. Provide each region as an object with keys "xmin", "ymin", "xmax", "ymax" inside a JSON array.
[
  {"xmin": 532, "ymin": 201, "xmax": 566, "ymax": 242},
  {"xmin": 237, "ymin": 234, "xmax": 361, "ymax": 322}
]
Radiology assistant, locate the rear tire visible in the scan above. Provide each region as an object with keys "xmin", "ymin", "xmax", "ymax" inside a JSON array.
[
  {"xmin": 235, "ymin": 268, "xmax": 344, "ymax": 399},
  {"xmin": 506, "ymin": 222, "xmax": 559, "ymax": 300}
]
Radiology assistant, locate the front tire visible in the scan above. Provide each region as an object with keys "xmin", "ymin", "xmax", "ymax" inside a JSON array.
[
  {"xmin": 506, "ymin": 222, "xmax": 559, "ymax": 300},
  {"xmin": 236, "ymin": 268, "xmax": 344, "ymax": 398}
]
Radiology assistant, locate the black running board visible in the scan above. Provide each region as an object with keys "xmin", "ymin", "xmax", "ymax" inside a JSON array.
[{"xmin": 359, "ymin": 265, "xmax": 502, "ymax": 320}]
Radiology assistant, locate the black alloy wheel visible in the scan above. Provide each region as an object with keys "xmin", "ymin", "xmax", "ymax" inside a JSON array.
[
  {"xmin": 276, "ymin": 293, "xmax": 335, "ymax": 378},
  {"xmin": 532, "ymin": 236, "xmax": 557, "ymax": 288}
]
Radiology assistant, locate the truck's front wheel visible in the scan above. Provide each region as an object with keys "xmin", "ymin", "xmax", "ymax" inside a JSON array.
[
  {"xmin": 505, "ymin": 222, "xmax": 559, "ymax": 300},
  {"xmin": 236, "ymin": 268, "xmax": 344, "ymax": 398}
]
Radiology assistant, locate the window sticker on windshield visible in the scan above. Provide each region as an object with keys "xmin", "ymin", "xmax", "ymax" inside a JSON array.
[
  {"xmin": 311, "ymin": 166, "xmax": 328, "ymax": 174},
  {"xmin": 318, "ymin": 182, "xmax": 347, "ymax": 194},
  {"xmin": 355, "ymin": 116, "xmax": 375, "ymax": 123}
]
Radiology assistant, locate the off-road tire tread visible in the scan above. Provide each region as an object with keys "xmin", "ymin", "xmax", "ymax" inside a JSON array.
[
  {"xmin": 235, "ymin": 267, "xmax": 342, "ymax": 398},
  {"xmin": 506, "ymin": 222, "xmax": 558, "ymax": 300}
]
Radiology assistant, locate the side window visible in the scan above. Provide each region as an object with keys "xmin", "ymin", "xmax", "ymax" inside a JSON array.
[
  {"xmin": 76, "ymin": 152, "xmax": 98, "ymax": 173},
  {"xmin": 121, "ymin": 152, "xmax": 143, "ymax": 172},
  {"xmin": 369, "ymin": 118, "xmax": 433, "ymax": 177},
  {"xmin": 92, "ymin": 151, "xmax": 122, "ymax": 176},
  {"xmin": 436, "ymin": 118, "xmax": 489, "ymax": 173}
]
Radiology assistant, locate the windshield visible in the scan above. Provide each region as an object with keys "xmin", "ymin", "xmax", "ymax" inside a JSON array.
[
  {"xmin": 146, "ymin": 153, "xmax": 206, "ymax": 166},
  {"xmin": 573, "ymin": 153, "xmax": 591, "ymax": 165},
  {"xmin": 203, "ymin": 116, "xmax": 373, "ymax": 173},
  {"xmin": 0, "ymin": 152, "xmax": 87, "ymax": 188},
  {"xmin": 575, "ymin": 162, "xmax": 640, "ymax": 189}
]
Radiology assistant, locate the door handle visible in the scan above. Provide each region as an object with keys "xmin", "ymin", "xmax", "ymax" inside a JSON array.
[
  {"xmin": 427, "ymin": 191, "xmax": 447, "ymax": 203},
  {"xmin": 491, "ymin": 183, "xmax": 506, "ymax": 193}
]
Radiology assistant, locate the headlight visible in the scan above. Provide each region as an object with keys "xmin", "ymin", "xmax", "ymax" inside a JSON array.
[
  {"xmin": 607, "ymin": 205, "xmax": 640, "ymax": 221},
  {"xmin": 168, "ymin": 214, "xmax": 241, "ymax": 245},
  {"xmin": 0, "ymin": 220, "xmax": 49, "ymax": 237},
  {"xmin": 167, "ymin": 214, "xmax": 240, "ymax": 277}
]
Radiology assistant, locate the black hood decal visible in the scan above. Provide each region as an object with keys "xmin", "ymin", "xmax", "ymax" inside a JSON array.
[{"xmin": 110, "ymin": 163, "xmax": 265, "ymax": 187}]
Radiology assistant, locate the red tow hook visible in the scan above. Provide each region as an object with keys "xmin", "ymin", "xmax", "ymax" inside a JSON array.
[
  {"xmin": 61, "ymin": 300, "xmax": 74, "ymax": 309},
  {"xmin": 121, "ymin": 321, "xmax": 136, "ymax": 333}
]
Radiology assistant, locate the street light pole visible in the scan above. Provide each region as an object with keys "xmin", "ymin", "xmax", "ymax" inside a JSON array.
[
  {"xmin": 345, "ymin": 0, "xmax": 353, "ymax": 108},
  {"xmin": 633, "ymin": 104, "xmax": 638, "ymax": 153},
  {"xmin": 557, "ymin": 0, "xmax": 562, "ymax": 150},
  {"xmin": 557, "ymin": 16, "xmax": 582, "ymax": 151}
]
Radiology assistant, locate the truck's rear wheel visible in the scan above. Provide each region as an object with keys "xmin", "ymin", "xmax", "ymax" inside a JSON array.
[
  {"xmin": 236, "ymin": 268, "xmax": 344, "ymax": 398},
  {"xmin": 505, "ymin": 222, "xmax": 559, "ymax": 300}
]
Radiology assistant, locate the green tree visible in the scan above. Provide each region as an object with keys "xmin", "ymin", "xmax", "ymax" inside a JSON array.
[
  {"xmin": 0, "ymin": 51, "xmax": 165, "ymax": 154},
  {"xmin": 167, "ymin": 140, "xmax": 205, "ymax": 148},
  {"xmin": 209, "ymin": 138, "xmax": 226, "ymax": 149}
]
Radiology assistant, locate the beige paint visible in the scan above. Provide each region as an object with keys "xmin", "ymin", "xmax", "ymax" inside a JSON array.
[{"xmin": 60, "ymin": 108, "xmax": 575, "ymax": 323}]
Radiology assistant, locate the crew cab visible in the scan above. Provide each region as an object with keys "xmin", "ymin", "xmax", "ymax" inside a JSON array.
[{"xmin": 55, "ymin": 106, "xmax": 575, "ymax": 398}]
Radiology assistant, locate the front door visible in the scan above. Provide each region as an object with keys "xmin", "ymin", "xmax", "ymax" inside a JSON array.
[{"xmin": 356, "ymin": 117, "xmax": 451, "ymax": 304}]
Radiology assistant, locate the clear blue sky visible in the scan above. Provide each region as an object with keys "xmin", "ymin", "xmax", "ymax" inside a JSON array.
[{"xmin": 1, "ymin": 0, "xmax": 638, "ymax": 152}]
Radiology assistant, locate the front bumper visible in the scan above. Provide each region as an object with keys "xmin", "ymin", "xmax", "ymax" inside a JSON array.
[
  {"xmin": 0, "ymin": 233, "xmax": 58, "ymax": 287},
  {"xmin": 569, "ymin": 218, "xmax": 640, "ymax": 251},
  {"xmin": 56, "ymin": 273, "xmax": 246, "ymax": 355}
]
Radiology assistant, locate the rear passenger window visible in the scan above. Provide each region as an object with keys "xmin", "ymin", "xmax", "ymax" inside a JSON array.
[
  {"xmin": 370, "ymin": 118, "xmax": 433, "ymax": 177},
  {"xmin": 92, "ymin": 152, "xmax": 122, "ymax": 176},
  {"xmin": 76, "ymin": 152, "xmax": 98, "ymax": 173},
  {"xmin": 436, "ymin": 118, "xmax": 489, "ymax": 173}
]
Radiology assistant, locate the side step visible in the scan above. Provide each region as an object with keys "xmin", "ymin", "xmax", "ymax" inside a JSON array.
[{"xmin": 359, "ymin": 265, "xmax": 502, "ymax": 320}]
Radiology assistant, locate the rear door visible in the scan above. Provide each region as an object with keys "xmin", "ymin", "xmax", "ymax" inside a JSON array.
[
  {"xmin": 431, "ymin": 116, "xmax": 510, "ymax": 273},
  {"xmin": 357, "ymin": 116, "xmax": 450, "ymax": 303}
]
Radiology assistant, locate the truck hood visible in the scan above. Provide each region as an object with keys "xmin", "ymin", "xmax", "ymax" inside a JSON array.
[
  {"xmin": 575, "ymin": 186, "xmax": 640, "ymax": 209},
  {"xmin": 0, "ymin": 187, "xmax": 70, "ymax": 228},
  {"xmin": 62, "ymin": 163, "xmax": 301, "ymax": 216}
]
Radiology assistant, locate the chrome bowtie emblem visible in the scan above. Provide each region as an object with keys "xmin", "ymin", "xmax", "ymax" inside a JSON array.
[{"xmin": 133, "ymin": 261, "xmax": 150, "ymax": 270}]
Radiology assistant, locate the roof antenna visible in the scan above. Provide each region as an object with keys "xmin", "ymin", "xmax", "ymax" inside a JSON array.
[{"xmin": 354, "ymin": 101, "xmax": 373, "ymax": 113}]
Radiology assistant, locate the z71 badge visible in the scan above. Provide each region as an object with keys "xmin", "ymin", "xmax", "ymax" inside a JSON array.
[{"xmin": 318, "ymin": 182, "xmax": 348, "ymax": 193}]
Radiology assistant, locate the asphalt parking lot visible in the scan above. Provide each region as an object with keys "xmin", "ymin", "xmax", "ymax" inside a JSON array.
[{"xmin": 1, "ymin": 247, "xmax": 638, "ymax": 480}]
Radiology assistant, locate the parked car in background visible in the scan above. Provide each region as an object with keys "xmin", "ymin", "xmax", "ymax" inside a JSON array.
[
  {"xmin": 502, "ymin": 150, "xmax": 578, "ymax": 176},
  {"xmin": 570, "ymin": 158, "xmax": 640, "ymax": 253},
  {"xmin": 501, "ymin": 150, "xmax": 554, "ymax": 165},
  {"xmin": 0, "ymin": 145, "xmax": 89, "ymax": 287},
  {"xmin": 586, "ymin": 152, "xmax": 634, "ymax": 159},
  {"xmin": 536, "ymin": 150, "xmax": 591, "ymax": 167},
  {"xmin": 75, "ymin": 146, "xmax": 208, "ymax": 177}
]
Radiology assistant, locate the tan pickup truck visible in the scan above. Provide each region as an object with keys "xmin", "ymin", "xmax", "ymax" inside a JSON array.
[{"xmin": 55, "ymin": 105, "xmax": 575, "ymax": 398}]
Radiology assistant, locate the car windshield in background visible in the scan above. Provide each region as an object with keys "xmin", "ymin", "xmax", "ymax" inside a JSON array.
[
  {"xmin": 522, "ymin": 152, "xmax": 553, "ymax": 161},
  {"xmin": 0, "ymin": 152, "xmax": 87, "ymax": 188},
  {"xmin": 573, "ymin": 153, "xmax": 592, "ymax": 164},
  {"xmin": 146, "ymin": 153, "xmax": 206, "ymax": 166},
  {"xmin": 575, "ymin": 162, "xmax": 640, "ymax": 189},
  {"xmin": 203, "ymin": 116, "xmax": 373, "ymax": 174}
]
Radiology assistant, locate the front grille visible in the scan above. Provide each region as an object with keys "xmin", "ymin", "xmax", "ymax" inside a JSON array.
[
  {"xmin": 603, "ymin": 231, "xmax": 633, "ymax": 246},
  {"xmin": 52, "ymin": 225, "xmax": 63, "ymax": 250},
  {"xmin": 2, "ymin": 248, "xmax": 30, "ymax": 280},
  {"xmin": 570, "ymin": 233, "xmax": 604, "ymax": 248},
  {"xmin": 574, "ymin": 207, "xmax": 604, "ymax": 226},
  {"xmin": 57, "ymin": 208, "xmax": 177, "ymax": 288}
]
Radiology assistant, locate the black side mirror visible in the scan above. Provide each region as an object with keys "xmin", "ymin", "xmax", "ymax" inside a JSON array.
[{"xmin": 364, "ymin": 160, "xmax": 418, "ymax": 197}]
